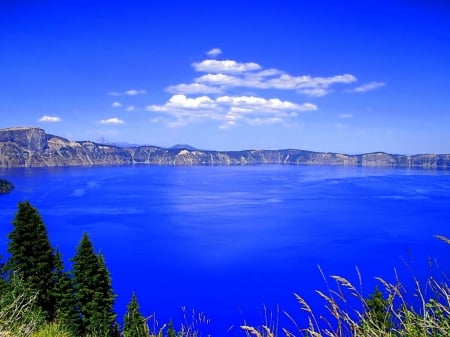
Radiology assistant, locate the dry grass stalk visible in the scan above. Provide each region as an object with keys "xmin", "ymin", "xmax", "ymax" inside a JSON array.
[
  {"xmin": 435, "ymin": 235, "xmax": 450, "ymax": 245},
  {"xmin": 241, "ymin": 325, "xmax": 263, "ymax": 337},
  {"xmin": 0, "ymin": 291, "xmax": 41, "ymax": 337}
]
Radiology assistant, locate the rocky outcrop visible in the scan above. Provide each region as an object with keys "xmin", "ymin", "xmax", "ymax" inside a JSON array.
[
  {"xmin": 1, "ymin": 126, "xmax": 449, "ymax": 169},
  {"xmin": 0, "ymin": 126, "xmax": 48, "ymax": 152},
  {"xmin": 0, "ymin": 178, "xmax": 14, "ymax": 194}
]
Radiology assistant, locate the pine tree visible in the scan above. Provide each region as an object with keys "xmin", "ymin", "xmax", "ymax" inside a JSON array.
[
  {"xmin": 52, "ymin": 249, "xmax": 82, "ymax": 336},
  {"xmin": 363, "ymin": 286, "xmax": 392, "ymax": 331},
  {"xmin": 5, "ymin": 201, "xmax": 55, "ymax": 319},
  {"xmin": 167, "ymin": 320, "xmax": 177, "ymax": 337},
  {"xmin": 123, "ymin": 292, "xmax": 148, "ymax": 337},
  {"xmin": 72, "ymin": 233, "xmax": 117, "ymax": 336},
  {"xmin": 0, "ymin": 254, "xmax": 9, "ymax": 294}
]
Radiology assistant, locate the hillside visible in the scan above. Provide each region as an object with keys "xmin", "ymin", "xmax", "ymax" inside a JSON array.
[{"xmin": 1, "ymin": 126, "xmax": 449, "ymax": 168}]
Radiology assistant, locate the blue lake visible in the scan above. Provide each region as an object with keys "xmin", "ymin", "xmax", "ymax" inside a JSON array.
[{"xmin": 1, "ymin": 165, "xmax": 450, "ymax": 334}]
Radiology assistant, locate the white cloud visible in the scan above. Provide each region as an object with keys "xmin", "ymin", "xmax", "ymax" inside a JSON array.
[
  {"xmin": 297, "ymin": 88, "xmax": 330, "ymax": 97},
  {"xmin": 252, "ymin": 68, "xmax": 283, "ymax": 78},
  {"xmin": 147, "ymin": 54, "xmax": 378, "ymax": 129},
  {"xmin": 206, "ymin": 48, "xmax": 222, "ymax": 57},
  {"xmin": 108, "ymin": 89, "xmax": 147, "ymax": 96},
  {"xmin": 166, "ymin": 82, "xmax": 223, "ymax": 94},
  {"xmin": 190, "ymin": 63, "xmax": 356, "ymax": 96},
  {"xmin": 193, "ymin": 59, "xmax": 262, "ymax": 73},
  {"xmin": 100, "ymin": 117, "xmax": 124, "ymax": 124},
  {"xmin": 126, "ymin": 105, "xmax": 135, "ymax": 112},
  {"xmin": 217, "ymin": 96, "xmax": 316, "ymax": 129},
  {"xmin": 352, "ymin": 81, "xmax": 385, "ymax": 92},
  {"xmin": 246, "ymin": 117, "xmax": 284, "ymax": 126},
  {"xmin": 216, "ymin": 95, "xmax": 316, "ymax": 111},
  {"xmin": 195, "ymin": 73, "xmax": 242, "ymax": 86},
  {"xmin": 147, "ymin": 95, "xmax": 222, "ymax": 127},
  {"xmin": 148, "ymin": 94, "xmax": 316, "ymax": 129},
  {"xmin": 164, "ymin": 56, "xmax": 363, "ymax": 97},
  {"xmin": 299, "ymin": 103, "xmax": 318, "ymax": 111},
  {"xmin": 339, "ymin": 113, "xmax": 353, "ymax": 119},
  {"xmin": 148, "ymin": 94, "xmax": 216, "ymax": 111},
  {"xmin": 39, "ymin": 115, "xmax": 61, "ymax": 123},
  {"xmin": 126, "ymin": 89, "xmax": 147, "ymax": 96},
  {"xmin": 266, "ymin": 74, "xmax": 357, "ymax": 90},
  {"xmin": 112, "ymin": 102, "xmax": 122, "ymax": 108}
]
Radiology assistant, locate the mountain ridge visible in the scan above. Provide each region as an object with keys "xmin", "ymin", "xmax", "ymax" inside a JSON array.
[{"xmin": 1, "ymin": 126, "xmax": 449, "ymax": 169}]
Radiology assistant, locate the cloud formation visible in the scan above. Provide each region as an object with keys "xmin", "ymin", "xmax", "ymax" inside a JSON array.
[
  {"xmin": 112, "ymin": 102, "xmax": 122, "ymax": 108},
  {"xmin": 39, "ymin": 115, "xmax": 61, "ymax": 123},
  {"xmin": 169, "ymin": 57, "xmax": 357, "ymax": 97},
  {"xmin": 206, "ymin": 48, "xmax": 222, "ymax": 57},
  {"xmin": 217, "ymin": 95, "xmax": 317, "ymax": 129},
  {"xmin": 100, "ymin": 117, "xmax": 124, "ymax": 124},
  {"xmin": 352, "ymin": 81, "xmax": 385, "ymax": 92},
  {"xmin": 125, "ymin": 89, "xmax": 147, "ymax": 96},
  {"xmin": 149, "ymin": 94, "xmax": 216, "ymax": 111},
  {"xmin": 146, "ymin": 51, "xmax": 383, "ymax": 129},
  {"xmin": 193, "ymin": 59, "xmax": 262, "ymax": 73},
  {"xmin": 166, "ymin": 83, "xmax": 223, "ymax": 94},
  {"xmin": 147, "ymin": 94, "xmax": 316, "ymax": 128},
  {"xmin": 108, "ymin": 89, "xmax": 147, "ymax": 96}
]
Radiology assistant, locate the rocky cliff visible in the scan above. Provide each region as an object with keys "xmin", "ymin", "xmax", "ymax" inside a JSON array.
[{"xmin": 1, "ymin": 127, "xmax": 449, "ymax": 169}]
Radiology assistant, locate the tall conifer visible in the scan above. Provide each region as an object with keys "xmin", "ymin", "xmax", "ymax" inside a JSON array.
[
  {"xmin": 72, "ymin": 233, "xmax": 117, "ymax": 336},
  {"xmin": 6, "ymin": 201, "xmax": 55, "ymax": 319},
  {"xmin": 52, "ymin": 250, "xmax": 82, "ymax": 336},
  {"xmin": 123, "ymin": 292, "xmax": 148, "ymax": 337}
]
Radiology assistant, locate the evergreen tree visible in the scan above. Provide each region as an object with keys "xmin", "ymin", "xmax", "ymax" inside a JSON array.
[
  {"xmin": 0, "ymin": 254, "xmax": 9, "ymax": 294},
  {"xmin": 123, "ymin": 292, "xmax": 148, "ymax": 337},
  {"xmin": 72, "ymin": 233, "xmax": 117, "ymax": 336},
  {"xmin": 363, "ymin": 286, "xmax": 392, "ymax": 331},
  {"xmin": 167, "ymin": 320, "xmax": 177, "ymax": 337},
  {"xmin": 52, "ymin": 249, "xmax": 82, "ymax": 336},
  {"xmin": 5, "ymin": 201, "xmax": 55, "ymax": 319}
]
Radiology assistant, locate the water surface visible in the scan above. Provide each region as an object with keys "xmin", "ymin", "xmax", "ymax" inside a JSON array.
[{"xmin": 0, "ymin": 165, "xmax": 449, "ymax": 334}]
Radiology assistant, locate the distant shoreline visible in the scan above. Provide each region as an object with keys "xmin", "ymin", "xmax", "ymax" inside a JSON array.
[{"xmin": 1, "ymin": 126, "xmax": 450, "ymax": 169}]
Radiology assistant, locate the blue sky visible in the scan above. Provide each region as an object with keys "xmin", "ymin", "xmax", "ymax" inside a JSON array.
[{"xmin": 1, "ymin": 1, "xmax": 449, "ymax": 154}]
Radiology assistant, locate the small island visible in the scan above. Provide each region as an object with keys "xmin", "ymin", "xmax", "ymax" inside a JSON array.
[{"xmin": 0, "ymin": 178, "xmax": 14, "ymax": 194}]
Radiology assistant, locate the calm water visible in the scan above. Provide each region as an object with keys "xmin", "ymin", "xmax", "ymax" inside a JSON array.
[{"xmin": 1, "ymin": 165, "xmax": 450, "ymax": 334}]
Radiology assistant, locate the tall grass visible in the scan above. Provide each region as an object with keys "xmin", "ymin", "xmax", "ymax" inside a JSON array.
[
  {"xmin": 0, "ymin": 289, "xmax": 41, "ymax": 336},
  {"xmin": 146, "ymin": 307, "xmax": 211, "ymax": 337},
  {"xmin": 30, "ymin": 322, "xmax": 71, "ymax": 337},
  {"xmin": 241, "ymin": 235, "xmax": 450, "ymax": 337}
]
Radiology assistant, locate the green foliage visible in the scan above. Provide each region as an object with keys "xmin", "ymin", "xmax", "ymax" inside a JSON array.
[
  {"xmin": 72, "ymin": 233, "xmax": 117, "ymax": 337},
  {"xmin": 5, "ymin": 201, "xmax": 56, "ymax": 319},
  {"xmin": 31, "ymin": 322, "xmax": 72, "ymax": 337},
  {"xmin": 167, "ymin": 320, "xmax": 177, "ymax": 337},
  {"xmin": 123, "ymin": 292, "xmax": 148, "ymax": 337},
  {"xmin": 362, "ymin": 286, "xmax": 392, "ymax": 332},
  {"xmin": 0, "ymin": 178, "xmax": 14, "ymax": 194},
  {"xmin": 52, "ymin": 250, "xmax": 82, "ymax": 336}
]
